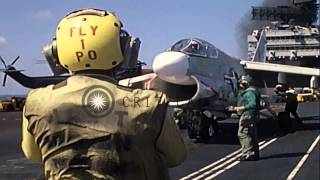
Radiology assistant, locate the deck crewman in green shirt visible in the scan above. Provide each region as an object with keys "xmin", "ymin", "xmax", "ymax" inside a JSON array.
[
  {"xmin": 228, "ymin": 74, "xmax": 260, "ymax": 161},
  {"xmin": 21, "ymin": 8, "xmax": 186, "ymax": 180}
]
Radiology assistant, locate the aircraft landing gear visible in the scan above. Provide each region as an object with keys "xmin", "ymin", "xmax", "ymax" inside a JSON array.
[
  {"xmin": 186, "ymin": 110, "xmax": 219, "ymax": 140},
  {"xmin": 200, "ymin": 113, "xmax": 219, "ymax": 140}
]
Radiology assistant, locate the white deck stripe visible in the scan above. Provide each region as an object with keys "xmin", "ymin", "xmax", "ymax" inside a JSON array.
[
  {"xmin": 195, "ymin": 153, "xmax": 242, "ymax": 180},
  {"xmin": 203, "ymin": 137, "xmax": 278, "ymax": 180},
  {"xmin": 179, "ymin": 139, "xmax": 269, "ymax": 180},
  {"xmin": 179, "ymin": 148, "xmax": 242, "ymax": 180},
  {"xmin": 286, "ymin": 135, "xmax": 320, "ymax": 180}
]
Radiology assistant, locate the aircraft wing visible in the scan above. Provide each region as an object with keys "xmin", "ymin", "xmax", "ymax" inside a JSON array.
[
  {"xmin": 240, "ymin": 61, "xmax": 320, "ymax": 77},
  {"xmin": 240, "ymin": 60, "xmax": 320, "ymax": 87}
]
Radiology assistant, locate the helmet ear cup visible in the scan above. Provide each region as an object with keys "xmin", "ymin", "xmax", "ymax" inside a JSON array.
[
  {"xmin": 42, "ymin": 38, "xmax": 68, "ymax": 75},
  {"xmin": 118, "ymin": 30, "xmax": 141, "ymax": 70},
  {"xmin": 120, "ymin": 30, "xmax": 130, "ymax": 55},
  {"xmin": 51, "ymin": 39, "xmax": 58, "ymax": 61}
]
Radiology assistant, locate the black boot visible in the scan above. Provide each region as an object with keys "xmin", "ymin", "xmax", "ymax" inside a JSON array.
[{"xmin": 238, "ymin": 155, "xmax": 259, "ymax": 161}]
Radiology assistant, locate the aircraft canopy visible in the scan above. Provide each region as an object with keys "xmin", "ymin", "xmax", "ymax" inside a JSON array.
[{"xmin": 170, "ymin": 38, "xmax": 219, "ymax": 59}]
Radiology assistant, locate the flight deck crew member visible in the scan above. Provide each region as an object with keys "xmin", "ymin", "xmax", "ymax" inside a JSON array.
[
  {"xmin": 285, "ymin": 88, "xmax": 302, "ymax": 125},
  {"xmin": 228, "ymin": 74, "xmax": 260, "ymax": 161},
  {"xmin": 275, "ymin": 85, "xmax": 302, "ymax": 128},
  {"xmin": 21, "ymin": 8, "xmax": 186, "ymax": 180}
]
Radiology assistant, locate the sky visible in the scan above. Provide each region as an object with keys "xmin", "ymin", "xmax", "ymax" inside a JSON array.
[{"xmin": 0, "ymin": 0, "xmax": 264, "ymax": 95}]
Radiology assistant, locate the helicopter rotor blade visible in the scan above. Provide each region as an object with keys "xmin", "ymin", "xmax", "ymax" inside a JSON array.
[
  {"xmin": 2, "ymin": 74, "xmax": 7, "ymax": 87},
  {"xmin": 10, "ymin": 56, "xmax": 20, "ymax": 66},
  {"xmin": 0, "ymin": 56, "xmax": 6, "ymax": 67}
]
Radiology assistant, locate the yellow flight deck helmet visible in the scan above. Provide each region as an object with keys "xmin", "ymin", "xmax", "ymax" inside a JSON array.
[{"xmin": 53, "ymin": 8, "xmax": 125, "ymax": 72}]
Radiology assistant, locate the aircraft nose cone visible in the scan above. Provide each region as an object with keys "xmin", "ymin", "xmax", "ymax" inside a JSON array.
[{"xmin": 153, "ymin": 51, "xmax": 194, "ymax": 85}]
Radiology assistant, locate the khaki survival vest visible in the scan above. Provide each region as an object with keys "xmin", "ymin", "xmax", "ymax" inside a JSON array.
[{"xmin": 24, "ymin": 75, "xmax": 170, "ymax": 180}]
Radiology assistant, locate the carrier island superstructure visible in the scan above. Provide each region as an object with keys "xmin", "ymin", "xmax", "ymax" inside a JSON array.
[{"xmin": 247, "ymin": 0, "xmax": 319, "ymax": 89}]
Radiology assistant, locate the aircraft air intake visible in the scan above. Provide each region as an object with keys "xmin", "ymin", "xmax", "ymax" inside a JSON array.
[
  {"xmin": 153, "ymin": 51, "xmax": 195, "ymax": 85},
  {"xmin": 144, "ymin": 75, "xmax": 215, "ymax": 106},
  {"xmin": 152, "ymin": 51, "xmax": 216, "ymax": 106}
]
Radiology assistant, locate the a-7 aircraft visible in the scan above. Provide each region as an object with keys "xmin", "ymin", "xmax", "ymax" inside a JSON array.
[{"xmin": 1, "ymin": 38, "xmax": 319, "ymax": 139}]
